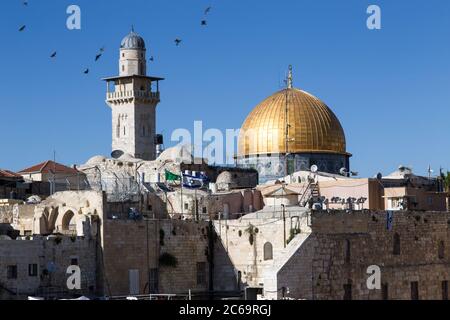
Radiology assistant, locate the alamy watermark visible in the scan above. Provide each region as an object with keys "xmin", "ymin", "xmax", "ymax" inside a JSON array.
[
  {"xmin": 367, "ymin": 5, "xmax": 381, "ymax": 30},
  {"xmin": 66, "ymin": 5, "xmax": 81, "ymax": 30},
  {"xmin": 66, "ymin": 265, "xmax": 81, "ymax": 290},
  {"xmin": 366, "ymin": 265, "xmax": 381, "ymax": 290}
]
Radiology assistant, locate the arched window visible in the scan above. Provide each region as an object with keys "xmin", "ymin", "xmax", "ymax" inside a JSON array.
[
  {"xmin": 263, "ymin": 242, "xmax": 273, "ymax": 261},
  {"xmin": 438, "ymin": 241, "xmax": 445, "ymax": 260},
  {"xmin": 393, "ymin": 233, "xmax": 401, "ymax": 255},
  {"xmin": 344, "ymin": 239, "xmax": 351, "ymax": 263},
  {"xmin": 123, "ymin": 126, "xmax": 126, "ymax": 136}
]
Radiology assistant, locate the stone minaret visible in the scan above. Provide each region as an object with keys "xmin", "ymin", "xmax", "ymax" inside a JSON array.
[{"xmin": 104, "ymin": 29, "xmax": 164, "ymax": 161}]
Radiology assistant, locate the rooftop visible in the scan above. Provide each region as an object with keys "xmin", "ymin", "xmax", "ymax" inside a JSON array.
[{"xmin": 18, "ymin": 160, "xmax": 79, "ymax": 175}]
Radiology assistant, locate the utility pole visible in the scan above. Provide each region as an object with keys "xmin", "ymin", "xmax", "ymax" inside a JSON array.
[{"xmin": 282, "ymin": 202, "xmax": 286, "ymax": 248}]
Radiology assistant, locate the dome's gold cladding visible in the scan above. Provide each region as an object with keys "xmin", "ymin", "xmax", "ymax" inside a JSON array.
[{"xmin": 238, "ymin": 88, "xmax": 347, "ymax": 157}]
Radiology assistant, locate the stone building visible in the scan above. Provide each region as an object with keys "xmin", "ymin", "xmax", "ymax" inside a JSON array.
[
  {"xmin": 212, "ymin": 207, "xmax": 450, "ymax": 300},
  {"xmin": 0, "ymin": 169, "xmax": 25, "ymax": 200},
  {"xmin": 18, "ymin": 160, "xmax": 86, "ymax": 194}
]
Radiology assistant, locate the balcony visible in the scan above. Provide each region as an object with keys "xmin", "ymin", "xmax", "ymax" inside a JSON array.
[{"xmin": 106, "ymin": 90, "xmax": 160, "ymax": 103}]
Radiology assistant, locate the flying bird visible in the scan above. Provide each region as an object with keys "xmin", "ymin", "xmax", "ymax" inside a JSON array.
[
  {"xmin": 95, "ymin": 53, "xmax": 102, "ymax": 61},
  {"xmin": 50, "ymin": 51, "xmax": 57, "ymax": 58},
  {"xmin": 174, "ymin": 38, "xmax": 182, "ymax": 46},
  {"xmin": 204, "ymin": 6, "xmax": 212, "ymax": 15},
  {"xmin": 19, "ymin": 25, "xmax": 26, "ymax": 32},
  {"xmin": 83, "ymin": 68, "xmax": 89, "ymax": 74},
  {"xmin": 23, "ymin": 1, "xmax": 28, "ymax": 6},
  {"xmin": 201, "ymin": 20, "xmax": 207, "ymax": 26},
  {"xmin": 149, "ymin": 56, "xmax": 154, "ymax": 62}
]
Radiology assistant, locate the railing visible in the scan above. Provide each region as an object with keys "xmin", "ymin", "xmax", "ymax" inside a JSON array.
[
  {"xmin": 108, "ymin": 294, "xmax": 188, "ymax": 300},
  {"xmin": 298, "ymin": 181, "xmax": 313, "ymax": 206},
  {"xmin": 106, "ymin": 90, "xmax": 160, "ymax": 101}
]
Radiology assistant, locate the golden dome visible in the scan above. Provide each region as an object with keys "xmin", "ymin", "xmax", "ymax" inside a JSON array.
[{"xmin": 238, "ymin": 88, "xmax": 348, "ymax": 157}]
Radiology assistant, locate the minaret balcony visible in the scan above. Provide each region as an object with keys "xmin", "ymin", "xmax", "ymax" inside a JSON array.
[{"xmin": 106, "ymin": 90, "xmax": 160, "ymax": 104}]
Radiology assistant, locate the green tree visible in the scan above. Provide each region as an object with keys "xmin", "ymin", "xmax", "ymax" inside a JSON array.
[{"xmin": 441, "ymin": 171, "xmax": 450, "ymax": 192}]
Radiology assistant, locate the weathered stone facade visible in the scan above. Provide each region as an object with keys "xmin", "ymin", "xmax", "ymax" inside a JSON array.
[
  {"xmin": 0, "ymin": 235, "xmax": 97, "ymax": 300},
  {"xmin": 307, "ymin": 211, "xmax": 450, "ymax": 300},
  {"xmin": 100, "ymin": 218, "xmax": 211, "ymax": 297}
]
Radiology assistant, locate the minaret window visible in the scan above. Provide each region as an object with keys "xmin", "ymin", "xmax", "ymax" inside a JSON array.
[
  {"xmin": 123, "ymin": 127, "xmax": 126, "ymax": 136},
  {"xmin": 122, "ymin": 65, "xmax": 125, "ymax": 72}
]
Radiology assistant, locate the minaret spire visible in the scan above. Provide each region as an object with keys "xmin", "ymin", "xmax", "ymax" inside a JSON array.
[{"xmin": 287, "ymin": 65, "xmax": 293, "ymax": 89}]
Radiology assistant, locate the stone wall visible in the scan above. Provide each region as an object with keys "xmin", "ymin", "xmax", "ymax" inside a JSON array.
[
  {"xmin": 0, "ymin": 235, "xmax": 97, "ymax": 300},
  {"xmin": 311, "ymin": 211, "xmax": 450, "ymax": 300},
  {"xmin": 212, "ymin": 207, "xmax": 311, "ymax": 292},
  {"xmin": 0, "ymin": 206, "xmax": 13, "ymax": 223},
  {"xmin": 166, "ymin": 189, "xmax": 264, "ymax": 220},
  {"xmin": 270, "ymin": 211, "xmax": 450, "ymax": 300},
  {"xmin": 100, "ymin": 217, "xmax": 211, "ymax": 297}
]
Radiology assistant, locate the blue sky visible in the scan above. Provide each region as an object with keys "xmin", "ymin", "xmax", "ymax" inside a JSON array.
[{"xmin": 0, "ymin": 0, "xmax": 449, "ymax": 177}]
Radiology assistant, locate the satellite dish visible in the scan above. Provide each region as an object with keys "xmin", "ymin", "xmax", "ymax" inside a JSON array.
[
  {"xmin": 111, "ymin": 149, "xmax": 124, "ymax": 159},
  {"xmin": 310, "ymin": 165, "xmax": 318, "ymax": 173},
  {"xmin": 339, "ymin": 167, "xmax": 348, "ymax": 176}
]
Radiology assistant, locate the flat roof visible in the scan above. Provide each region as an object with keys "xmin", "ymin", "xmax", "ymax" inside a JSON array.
[{"xmin": 102, "ymin": 75, "xmax": 165, "ymax": 82}]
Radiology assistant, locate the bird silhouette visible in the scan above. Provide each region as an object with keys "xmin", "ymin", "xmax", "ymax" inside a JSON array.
[
  {"xmin": 149, "ymin": 56, "xmax": 154, "ymax": 62},
  {"xmin": 174, "ymin": 38, "xmax": 182, "ymax": 46},
  {"xmin": 201, "ymin": 20, "xmax": 207, "ymax": 26},
  {"xmin": 50, "ymin": 51, "xmax": 57, "ymax": 58},
  {"xmin": 95, "ymin": 53, "xmax": 102, "ymax": 62},
  {"xmin": 204, "ymin": 6, "xmax": 212, "ymax": 15},
  {"xmin": 83, "ymin": 68, "xmax": 89, "ymax": 74},
  {"xmin": 19, "ymin": 25, "xmax": 26, "ymax": 32},
  {"xmin": 23, "ymin": 1, "xmax": 28, "ymax": 6}
]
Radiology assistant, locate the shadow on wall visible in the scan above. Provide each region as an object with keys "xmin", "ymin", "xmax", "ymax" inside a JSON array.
[{"xmin": 213, "ymin": 234, "xmax": 245, "ymax": 298}]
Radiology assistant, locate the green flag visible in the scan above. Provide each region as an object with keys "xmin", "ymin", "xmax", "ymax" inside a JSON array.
[{"xmin": 165, "ymin": 170, "xmax": 181, "ymax": 181}]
